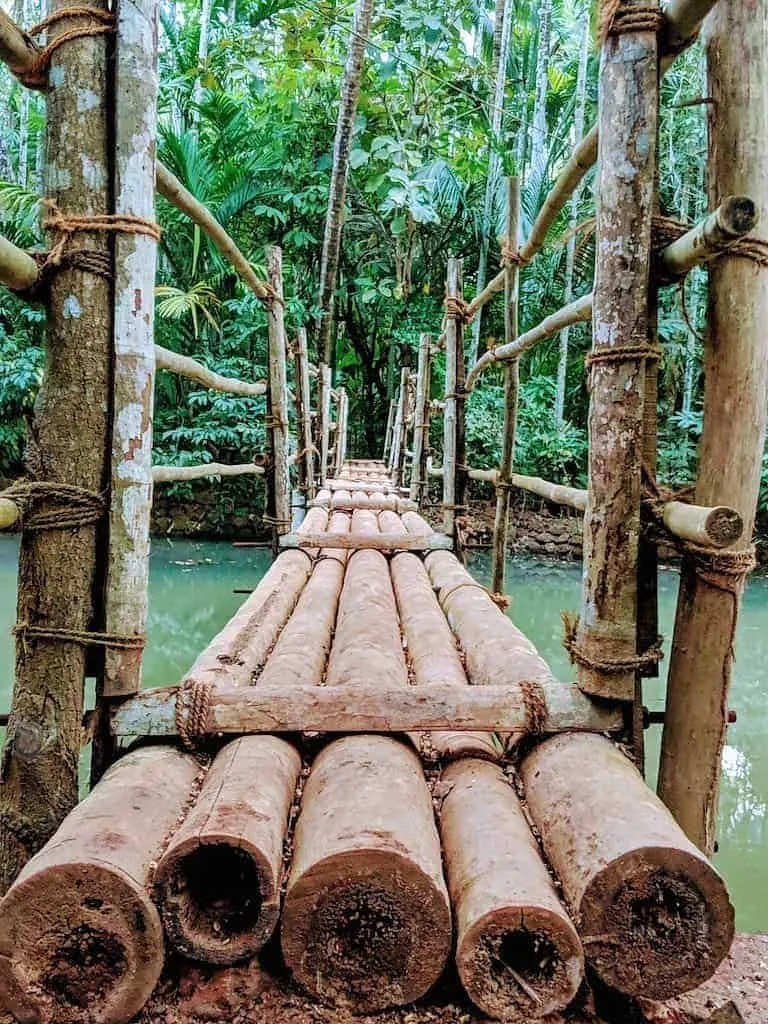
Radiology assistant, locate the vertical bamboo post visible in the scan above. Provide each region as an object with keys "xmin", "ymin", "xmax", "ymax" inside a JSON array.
[
  {"xmin": 319, "ymin": 363, "xmax": 332, "ymax": 489},
  {"xmin": 334, "ymin": 387, "xmax": 348, "ymax": 477},
  {"xmin": 92, "ymin": 0, "xmax": 160, "ymax": 781},
  {"xmin": 266, "ymin": 246, "xmax": 290, "ymax": 552},
  {"xmin": 442, "ymin": 259, "xmax": 462, "ymax": 537},
  {"xmin": 410, "ymin": 332, "xmax": 432, "ymax": 504},
  {"xmin": 383, "ymin": 396, "xmax": 396, "ymax": 463},
  {"xmin": 658, "ymin": 0, "xmax": 768, "ymax": 854},
  {"xmin": 293, "ymin": 327, "xmax": 315, "ymax": 501},
  {"xmin": 490, "ymin": 177, "xmax": 521, "ymax": 595},
  {"xmin": 397, "ymin": 369, "xmax": 413, "ymax": 488},
  {"xmin": 0, "ymin": 0, "xmax": 112, "ymax": 892},
  {"xmin": 575, "ymin": 0, "xmax": 659, "ymax": 702},
  {"xmin": 389, "ymin": 368, "xmax": 408, "ymax": 486}
]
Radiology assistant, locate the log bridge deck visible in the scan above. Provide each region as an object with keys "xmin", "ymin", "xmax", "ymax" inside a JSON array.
[{"xmin": 0, "ymin": 460, "xmax": 736, "ymax": 1024}]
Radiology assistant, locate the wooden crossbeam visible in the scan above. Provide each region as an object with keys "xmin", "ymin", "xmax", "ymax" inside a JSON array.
[
  {"xmin": 111, "ymin": 681, "xmax": 624, "ymax": 738},
  {"xmin": 278, "ymin": 531, "xmax": 453, "ymax": 552}
]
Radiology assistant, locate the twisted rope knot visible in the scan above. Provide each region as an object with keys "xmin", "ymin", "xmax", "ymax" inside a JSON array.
[
  {"xmin": 43, "ymin": 199, "xmax": 161, "ymax": 262},
  {"xmin": 445, "ymin": 296, "xmax": 474, "ymax": 324},
  {"xmin": 500, "ymin": 238, "xmax": 523, "ymax": 268},
  {"xmin": 22, "ymin": 6, "xmax": 116, "ymax": 89},
  {"xmin": 13, "ymin": 623, "xmax": 145, "ymax": 656},
  {"xmin": 585, "ymin": 340, "xmax": 661, "ymax": 384},
  {"xmin": 687, "ymin": 545, "xmax": 756, "ymax": 595},
  {"xmin": 438, "ymin": 580, "xmax": 510, "ymax": 612},
  {"xmin": 175, "ymin": 679, "xmax": 214, "ymax": 749},
  {"xmin": 561, "ymin": 611, "xmax": 664, "ymax": 676},
  {"xmin": 640, "ymin": 463, "xmax": 695, "ymax": 525},
  {"xmin": 1, "ymin": 480, "xmax": 105, "ymax": 531},
  {"xmin": 598, "ymin": 0, "xmax": 664, "ymax": 48}
]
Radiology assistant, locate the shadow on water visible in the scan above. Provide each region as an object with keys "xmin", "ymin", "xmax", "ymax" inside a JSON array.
[{"xmin": 0, "ymin": 536, "xmax": 765, "ymax": 932}]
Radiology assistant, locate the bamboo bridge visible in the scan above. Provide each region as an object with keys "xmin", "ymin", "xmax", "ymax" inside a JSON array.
[{"xmin": 0, "ymin": 0, "xmax": 766, "ymax": 1019}]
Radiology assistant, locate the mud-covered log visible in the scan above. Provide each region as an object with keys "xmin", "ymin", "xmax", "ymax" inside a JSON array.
[
  {"xmin": 281, "ymin": 735, "xmax": 451, "ymax": 1010},
  {"xmin": 155, "ymin": 736, "xmax": 300, "ymax": 965},
  {"xmin": 426, "ymin": 551, "xmax": 556, "ymax": 746},
  {"xmin": 521, "ymin": 733, "xmax": 734, "ymax": 999},
  {"xmin": 440, "ymin": 759, "xmax": 583, "ymax": 1019},
  {"xmin": 350, "ymin": 507, "xmax": 380, "ymax": 535},
  {"xmin": 182, "ymin": 549, "xmax": 312, "ymax": 691},
  {"xmin": 0, "ymin": 746, "xmax": 200, "ymax": 1024},
  {"xmin": 402, "ymin": 509, "xmax": 433, "ymax": 537},
  {"xmin": 330, "ymin": 487, "xmax": 352, "ymax": 509},
  {"xmin": 392, "ymin": 552, "xmax": 499, "ymax": 762}
]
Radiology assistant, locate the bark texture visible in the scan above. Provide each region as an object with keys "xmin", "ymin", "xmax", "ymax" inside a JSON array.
[
  {"xmin": 0, "ymin": 0, "xmax": 113, "ymax": 892},
  {"xmin": 521, "ymin": 734, "xmax": 734, "ymax": 999},
  {"xmin": 281, "ymin": 736, "xmax": 451, "ymax": 1010},
  {"xmin": 0, "ymin": 746, "xmax": 199, "ymax": 1024},
  {"xmin": 155, "ymin": 736, "xmax": 300, "ymax": 964},
  {"xmin": 659, "ymin": 0, "xmax": 768, "ymax": 853},
  {"xmin": 440, "ymin": 759, "xmax": 583, "ymax": 1020}
]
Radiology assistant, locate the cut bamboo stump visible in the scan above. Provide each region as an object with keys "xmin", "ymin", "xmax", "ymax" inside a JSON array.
[
  {"xmin": 155, "ymin": 737, "xmax": 300, "ymax": 965},
  {"xmin": 521, "ymin": 734, "xmax": 734, "ymax": 999},
  {"xmin": 439, "ymin": 759, "xmax": 584, "ymax": 1020},
  {"xmin": 0, "ymin": 747, "xmax": 199, "ymax": 1024},
  {"xmin": 426, "ymin": 551, "xmax": 555, "ymax": 746},
  {"xmin": 281, "ymin": 736, "xmax": 451, "ymax": 1010},
  {"xmin": 391, "ymin": 552, "xmax": 499, "ymax": 763}
]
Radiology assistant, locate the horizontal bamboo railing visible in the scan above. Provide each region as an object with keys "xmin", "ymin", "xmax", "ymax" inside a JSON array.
[
  {"xmin": 278, "ymin": 531, "xmax": 452, "ymax": 552},
  {"xmin": 152, "ymin": 462, "xmax": 265, "ymax": 483},
  {"xmin": 155, "ymin": 345, "xmax": 266, "ymax": 397}
]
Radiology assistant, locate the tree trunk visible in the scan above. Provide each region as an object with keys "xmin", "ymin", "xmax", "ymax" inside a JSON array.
[
  {"xmin": 529, "ymin": 0, "xmax": 553, "ymax": 177},
  {"xmin": 191, "ymin": 0, "xmax": 211, "ymax": 126},
  {"xmin": 576, "ymin": 1, "xmax": 659, "ymax": 702},
  {"xmin": 316, "ymin": 0, "xmax": 375, "ymax": 367},
  {"xmin": 0, "ymin": 0, "xmax": 112, "ymax": 893},
  {"xmin": 555, "ymin": 13, "xmax": 590, "ymax": 424},
  {"xmin": 658, "ymin": 0, "xmax": 768, "ymax": 854},
  {"xmin": 265, "ymin": 246, "xmax": 291, "ymax": 549},
  {"xmin": 468, "ymin": 0, "xmax": 512, "ymax": 364}
]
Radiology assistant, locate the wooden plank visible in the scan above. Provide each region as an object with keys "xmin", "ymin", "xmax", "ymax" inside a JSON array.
[{"xmin": 111, "ymin": 680, "xmax": 625, "ymax": 737}]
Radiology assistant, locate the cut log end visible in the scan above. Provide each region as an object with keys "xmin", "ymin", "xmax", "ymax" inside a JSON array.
[
  {"xmin": 720, "ymin": 194, "xmax": 757, "ymax": 235},
  {"xmin": 459, "ymin": 909, "xmax": 583, "ymax": 1021},
  {"xmin": 0, "ymin": 862, "xmax": 164, "ymax": 1024},
  {"xmin": 580, "ymin": 849, "xmax": 734, "ymax": 1000},
  {"xmin": 156, "ymin": 841, "xmax": 275, "ymax": 965},
  {"xmin": 281, "ymin": 851, "xmax": 451, "ymax": 1011},
  {"xmin": 704, "ymin": 505, "xmax": 744, "ymax": 547}
]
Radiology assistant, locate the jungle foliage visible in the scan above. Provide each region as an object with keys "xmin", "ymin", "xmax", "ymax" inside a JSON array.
[{"xmin": 1, "ymin": 0, "xmax": 766, "ymax": 524}]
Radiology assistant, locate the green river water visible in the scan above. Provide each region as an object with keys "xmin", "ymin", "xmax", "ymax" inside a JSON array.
[{"xmin": 0, "ymin": 536, "xmax": 765, "ymax": 932}]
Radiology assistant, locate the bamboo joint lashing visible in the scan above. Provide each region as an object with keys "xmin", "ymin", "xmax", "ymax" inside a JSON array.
[
  {"xmin": 175, "ymin": 679, "xmax": 214, "ymax": 748},
  {"xmin": 20, "ymin": 5, "xmax": 116, "ymax": 89},
  {"xmin": 561, "ymin": 612, "xmax": 664, "ymax": 678},
  {"xmin": 597, "ymin": 0, "xmax": 665, "ymax": 49},
  {"xmin": 12, "ymin": 623, "xmax": 146, "ymax": 657},
  {"xmin": 0, "ymin": 480, "xmax": 104, "ymax": 530},
  {"xmin": 445, "ymin": 295, "xmax": 474, "ymax": 324}
]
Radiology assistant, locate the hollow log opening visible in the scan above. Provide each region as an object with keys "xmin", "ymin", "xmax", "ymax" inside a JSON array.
[
  {"xmin": 41, "ymin": 923, "xmax": 128, "ymax": 1009},
  {"xmin": 165, "ymin": 844, "xmax": 264, "ymax": 942}
]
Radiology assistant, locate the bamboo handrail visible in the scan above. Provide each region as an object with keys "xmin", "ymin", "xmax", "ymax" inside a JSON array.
[
  {"xmin": 0, "ymin": 8, "xmax": 43, "ymax": 88},
  {"xmin": 466, "ymin": 292, "xmax": 593, "ymax": 391},
  {"xmin": 155, "ymin": 345, "xmax": 266, "ymax": 397},
  {"xmin": 156, "ymin": 162, "xmax": 274, "ymax": 303},
  {"xmin": 152, "ymin": 462, "xmax": 265, "ymax": 483},
  {"xmin": 657, "ymin": 196, "xmax": 759, "ymax": 281},
  {"xmin": 0, "ymin": 234, "xmax": 40, "ymax": 292},
  {"xmin": 461, "ymin": 0, "xmax": 719, "ymax": 322}
]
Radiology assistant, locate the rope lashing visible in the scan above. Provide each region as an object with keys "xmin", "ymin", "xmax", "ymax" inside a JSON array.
[
  {"xmin": 43, "ymin": 200, "xmax": 161, "ymax": 262},
  {"xmin": 561, "ymin": 611, "xmax": 664, "ymax": 676},
  {"xmin": 12, "ymin": 623, "xmax": 146, "ymax": 656},
  {"xmin": 13, "ymin": 248, "xmax": 113, "ymax": 302},
  {"xmin": 597, "ymin": 0, "xmax": 665, "ymax": 49},
  {"xmin": 438, "ymin": 580, "xmax": 511, "ymax": 612},
  {"xmin": 585, "ymin": 342, "xmax": 662, "ymax": 386},
  {"xmin": 445, "ymin": 296, "xmax": 475, "ymax": 325},
  {"xmin": 22, "ymin": 6, "xmax": 116, "ymax": 89},
  {"xmin": 719, "ymin": 237, "xmax": 768, "ymax": 268},
  {"xmin": 175, "ymin": 679, "xmax": 214, "ymax": 749},
  {"xmin": 500, "ymin": 238, "xmax": 524, "ymax": 268},
  {"xmin": 521, "ymin": 680, "xmax": 548, "ymax": 734},
  {"xmin": 0, "ymin": 480, "xmax": 105, "ymax": 531}
]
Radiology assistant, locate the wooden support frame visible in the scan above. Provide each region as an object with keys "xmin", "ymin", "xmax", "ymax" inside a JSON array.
[
  {"xmin": 293, "ymin": 327, "xmax": 315, "ymax": 500},
  {"xmin": 111, "ymin": 680, "xmax": 624, "ymax": 738},
  {"xmin": 576, "ymin": 0, "xmax": 660, "ymax": 702},
  {"xmin": 382, "ymin": 397, "xmax": 396, "ymax": 463},
  {"xmin": 442, "ymin": 258, "xmax": 464, "ymax": 537},
  {"xmin": 409, "ymin": 332, "xmax": 432, "ymax": 506},
  {"xmin": 388, "ymin": 367, "xmax": 408, "ymax": 484},
  {"xmin": 318, "ymin": 363, "xmax": 332, "ymax": 489},
  {"xmin": 265, "ymin": 246, "xmax": 291, "ymax": 549},
  {"xmin": 490, "ymin": 177, "xmax": 521, "ymax": 595},
  {"xmin": 333, "ymin": 387, "xmax": 349, "ymax": 477}
]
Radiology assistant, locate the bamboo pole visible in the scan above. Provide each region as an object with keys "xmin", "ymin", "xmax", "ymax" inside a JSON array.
[
  {"xmin": 111, "ymin": 680, "xmax": 624, "ymax": 739},
  {"xmin": 409, "ymin": 332, "xmax": 431, "ymax": 505},
  {"xmin": 442, "ymin": 258, "xmax": 462, "ymax": 536},
  {"xmin": 99, "ymin": 0, "xmax": 159, "ymax": 720},
  {"xmin": 0, "ymin": 7, "xmax": 43, "ymax": 88},
  {"xmin": 0, "ymin": 233, "xmax": 39, "ymax": 291},
  {"xmin": 576, "ymin": 2, "xmax": 660, "ymax": 702},
  {"xmin": 156, "ymin": 161, "xmax": 274, "ymax": 302},
  {"xmin": 657, "ymin": 195, "xmax": 759, "ymax": 281},
  {"xmin": 292, "ymin": 327, "xmax": 315, "ymax": 500},
  {"xmin": 334, "ymin": 387, "xmax": 348, "ymax": 477},
  {"xmin": 462, "ymin": 0, "xmax": 719, "ymax": 320},
  {"xmin": 490, "ymin": 177, "xmax": 520, "ymax": 595},
  {"xmin": 466, "ymin": 292, "xmax": 592, "ymax": 392},
  {"xmin": 659, "ymin": 0, "xmax": 768, "ymax": 854},
  {"xmin": 389, "ymin": 368, "xmax": 407, "ymax": 483},
  {"xmin": 319, "ymin": 363, "xmax": 332, "ymax": 489},
  {"xmin": 155, "ymin": 344, "xmax": 266, "ymax": 396},
  {"xmin": 265, "ymin": 246, "xmax": 291, "ymax": 547},
  {"xmin": 0, "ymin": 0, "xmax": 113, "ymax": 893},
  {"xmin": 152, "ymin": 461, "xmax": 264, "ymax": 483},
  {"xmin": 382, "ymin": 397, "xmax": 396, "ymax": 463},
  {"xmin": 279, "ymin": 530, "xmax": 451, "ymax": 552}
]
